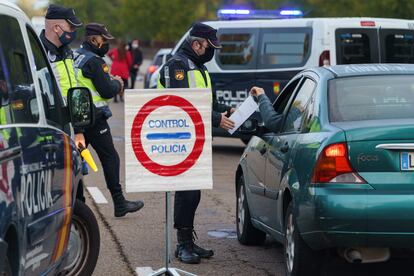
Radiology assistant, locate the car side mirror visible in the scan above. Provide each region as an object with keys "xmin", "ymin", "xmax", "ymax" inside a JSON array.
[
  {"xmin": 238, "ymin": 118, "xmax": 258, "ymax": 134},
  {"xmin": 67, "ymin": 87, "xmax": 94, "ymax": 128}
]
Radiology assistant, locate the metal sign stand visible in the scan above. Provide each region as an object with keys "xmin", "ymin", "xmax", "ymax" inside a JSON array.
[{"xmin": 150, "ymin": 67, "xmax": 197, "ymax": 276}]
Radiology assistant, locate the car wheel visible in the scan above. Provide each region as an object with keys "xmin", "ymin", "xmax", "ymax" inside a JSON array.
[
  {"xmin": 62, "ymin": 199, "xmax": 100, "ymax": 276},
  {"xmin": 236, "ymin": 175, "xmax": 266, "ymax": 245},
  {"xmin": 284, "ymin": 202, "xmax": 321, "ymax": 276},
  {"xmin": 1, "ymin": 255, "xmax": 12, "ymax": 276}
]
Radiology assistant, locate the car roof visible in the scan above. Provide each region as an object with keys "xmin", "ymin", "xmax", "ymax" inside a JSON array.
[
  {"xmin": 203, "ymin": 17, "xmax": 414, "ymax": 28},
  {"xmin": 322, "ymin": 64, "xmax": 414, "ymax": 77}
]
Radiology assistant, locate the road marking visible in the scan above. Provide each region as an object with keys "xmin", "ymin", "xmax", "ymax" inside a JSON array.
[
  {"xmin": 87, "ymin": 187, "xmax": 108, "ymax": 204},
  {"xmin": 135, "ymin": 267, "xmax": 154, "ymax": 275}
]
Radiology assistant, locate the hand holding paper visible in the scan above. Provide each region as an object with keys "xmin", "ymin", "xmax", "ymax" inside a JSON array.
[{"xmin": 227, "ymin": 95, "xmax": 258, "ymax": 135}]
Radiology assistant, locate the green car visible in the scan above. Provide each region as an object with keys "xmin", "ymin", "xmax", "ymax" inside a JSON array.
[{"xmin": 235, "ymin": 64, "xmax": 414, "ymax": 276}]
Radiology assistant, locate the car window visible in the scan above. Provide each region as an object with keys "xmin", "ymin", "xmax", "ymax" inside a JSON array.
[
  {"xmin": 258, "ymin": 28, "xmax": 312, "ymax": 69},
  {"xmin": 273, "ymin": 77, "xmax": 302, "ymax": 114},
  {"xmin": 26, "ymin": 26, "xmax": 65, "ymax": 129},
  {"xmin": 216, "ymin": 28, "xmax": 258, "ymax": 70},
  {"xmin": 0, "ymin": 15, "xmax": 38, "ymax": 125},
  {"xmin": 336, "ymin": 29, "xmax": 379, "ymax": 64},
  {"xmin": 282, "ymin": 78, "xmax": 316, "ymax": 133},
  {"xmin": 329, "ymin": 75, "xmax": 414, "ymax": 122},
  {"xmin": 380, "ymin": 29, "xmax": 414, "ymax": 63}
]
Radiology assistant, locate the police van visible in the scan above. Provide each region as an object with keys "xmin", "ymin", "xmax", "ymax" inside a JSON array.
[
  {"xmin": 0, "ymin": 1, "xmax": 99, "ymax": 275},
  {"xmin": 150, "ymin": 12, "xmax": 414, "ymax": 142}
]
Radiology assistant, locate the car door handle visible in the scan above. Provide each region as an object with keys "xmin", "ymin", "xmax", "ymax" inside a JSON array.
[
  {"xmin": 280, "ymin": 142, "xmax": 289, "ymax": 153},
  {"xmin": 259, "ymin": 146, "xmax": 267, "ymax": 155},
  {"xmin": 0, "ymin": 146, "xmax": 22, "ymax": 163},
  {"xmin": 41, "ymin": 144, "xmax": 58, "ymax": 152}
]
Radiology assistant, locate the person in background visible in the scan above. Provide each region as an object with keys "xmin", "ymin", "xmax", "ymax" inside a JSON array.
[
  {"xmin": 129, "ymin": 39, "xmax": 143, "ymax": 89},
  {"xmin": 108, "ymin": 39, "xmax": 131, "ymax": 102}
]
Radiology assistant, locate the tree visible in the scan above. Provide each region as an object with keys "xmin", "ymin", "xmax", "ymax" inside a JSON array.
[{"xmin": 17, "ymin": 0, "xmax": 45, "ymax": 18}]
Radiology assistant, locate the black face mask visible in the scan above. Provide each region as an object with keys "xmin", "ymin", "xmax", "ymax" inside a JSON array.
[
  {"xmin": 92, "ymin": 42, "xmax": 109, "ymax": 57},
  {"xmin": 198, "ymin": 47, "xmax": 215, "ymax": 64}
]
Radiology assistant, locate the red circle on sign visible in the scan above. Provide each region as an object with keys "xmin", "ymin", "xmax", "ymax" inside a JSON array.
[{"xmin": 131, "ymin": 95, "xmax": 205, "ymax": 176}]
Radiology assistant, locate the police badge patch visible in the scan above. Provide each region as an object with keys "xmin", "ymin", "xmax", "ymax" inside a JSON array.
[
  {"xmin": 102, "ymin": 64, "xmax": 109, "ymax": 73},
  {"xmin": 174, "ymin": 70, "xmax": 185, "ymax": 80}
]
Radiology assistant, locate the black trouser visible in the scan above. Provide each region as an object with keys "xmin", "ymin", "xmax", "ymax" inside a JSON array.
[
  {"xmin": 84, "ymin": 117, "xmax": 122, "ymax": 195},
  {"xmin": 174, "ymin": 190, "xmax": 201, "ymax": 229},
  {"xmin": 130, "ymin": 69, "xmax": 138, "ymax": 89}
]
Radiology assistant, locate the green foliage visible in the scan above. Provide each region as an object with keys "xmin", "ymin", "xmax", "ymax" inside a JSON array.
[{"xmin": 48, "ymin": 0, "xmax": 414, "ymax": 43}]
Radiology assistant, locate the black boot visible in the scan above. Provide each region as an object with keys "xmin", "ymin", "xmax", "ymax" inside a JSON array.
[
  {"xmin": 175, "ymin": 228, "xmax": 200, "ymax": 264},
  {"xmin": 191, "ymin": 230, "xmax": 214, "ymax": 258},
  {"xmin": 111, "ymin": 192, "xmax": 144, "ymax": 217}
]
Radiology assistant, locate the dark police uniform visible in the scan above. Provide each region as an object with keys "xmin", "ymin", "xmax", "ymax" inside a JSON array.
[
  {"xmin": 74, "ymin": 23, "xmax": 144, "ymax": 217},
  {"xmin": 158, "ymin": 22, "xmax": 231, "ymax": 264}
]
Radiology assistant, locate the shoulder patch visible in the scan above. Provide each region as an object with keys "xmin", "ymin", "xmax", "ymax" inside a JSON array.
[
  {"xmin": 101, "ymin": 63, "xmax": 109, "ymax": 73},
  {"xmin": 174, "ymin": 69, "xmax": 185, "ymax": 81}
]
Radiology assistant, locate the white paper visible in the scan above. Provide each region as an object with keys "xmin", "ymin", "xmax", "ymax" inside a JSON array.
[{"xmin": 228, "ymin": 95, "xmax": 258, "ymax": 135}]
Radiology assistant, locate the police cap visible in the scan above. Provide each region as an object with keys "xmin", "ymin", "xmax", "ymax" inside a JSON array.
[
  {"xmin": 45, "ymin": 4, "xmax": 83, "ymax": 27},
  {"xmin": 85, "ymin": 23, "xmax": 115, "ymax": 40},
  {"xmin": 190, "ymin": 22, "xmax": 221, "ymax": 49}
]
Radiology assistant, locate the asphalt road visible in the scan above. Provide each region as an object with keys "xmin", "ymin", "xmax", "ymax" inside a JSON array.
[{"xmin": 82, "ymin": 61, "xmax": 414, "ymax": 276}]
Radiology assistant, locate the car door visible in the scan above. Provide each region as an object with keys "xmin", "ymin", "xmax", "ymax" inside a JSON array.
[
  {"xmin": 248, "ymin": 76, "xmax": 302, "ymax": 222},
  {"xmin": 0, "ymin": 14, "xmax": 52, "ymax": 274},
  {"xmin": 22, "ymin": 26, "xmax": 74, "ymax": 273},
  {"xmin": 212, "ymin": 28, "xmax": 259, "ymax": 108},
  {"xmin": 262, "ymin": 77, "xmax": 317, "ymax": 231}
]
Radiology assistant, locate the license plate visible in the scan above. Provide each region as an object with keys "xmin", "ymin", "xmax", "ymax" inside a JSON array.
[{"xmin": 401, "ymin": 152, "xmax": 414, "ymax": 171}]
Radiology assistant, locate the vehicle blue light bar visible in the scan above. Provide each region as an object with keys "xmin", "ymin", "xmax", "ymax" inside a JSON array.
[
  {"xmin": 219, "ymin": 9, "xmax": 250, "ymax": 15},
  {"xmin": 280, "ymin": 9, "xmax": 303, "ymax": 16},
  {"xmin": 217, "ymin": 9, "xmax": 303, "ymax": 20}
]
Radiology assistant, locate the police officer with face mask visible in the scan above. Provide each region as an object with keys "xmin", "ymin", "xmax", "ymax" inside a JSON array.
[
  {"xmin": 73, "ymin": 23, "xmax": 144, "ymax": 217},
  {"xmin": 158, "ymin": 22, "xmax": 235, "ymax": 264},
  {"xmin": 40, "ymin": 4, "xmax": 83, "ymax": 99}
]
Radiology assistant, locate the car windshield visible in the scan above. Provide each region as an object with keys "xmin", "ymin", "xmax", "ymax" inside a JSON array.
[{"xmin": 329, "ymin": 75, "xmax": 414, "ymax": 122}]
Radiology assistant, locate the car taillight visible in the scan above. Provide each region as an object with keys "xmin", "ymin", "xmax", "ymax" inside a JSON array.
[
  {"xmin": 311, "ymin": 142, "xmax": 366, "ymax": 184},
  {"xmin": 147, "ymin": 65, "xmax": 158, "ymax": 74},
  {"xmin": 319, "ymin": 50, "xmax": 330, "ymax": 66}
]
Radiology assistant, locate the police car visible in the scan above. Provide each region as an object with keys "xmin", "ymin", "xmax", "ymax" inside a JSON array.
[
  {"xmin": 0, "ymin": 1, "xmax": 99, "ymax": 275},
  {"xmin": 150, "ymin": 10, "xmax": 414, "ymax": 143}
]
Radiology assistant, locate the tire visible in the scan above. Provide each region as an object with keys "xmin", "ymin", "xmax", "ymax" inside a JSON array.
[
  {"xmin": 236, "ymin": 175, "xmax": 266, "ymax": 245},
  {"xmin": 284, "ymin": 202, "xmax": 321, "ymax": 276},
  {"xmin": 63, "ymin": 199, "xmax": 100, "ymax": 276},
  {"xmin": 1, "ymin": 255, "xmax": 12, "ymax": 276}
]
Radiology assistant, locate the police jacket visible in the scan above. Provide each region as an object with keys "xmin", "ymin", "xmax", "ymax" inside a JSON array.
[
  {"xmin": 40, "ymin": 30, "xmax": 76, "ymax": 97},
  {"xmin": 158, "ymin": 41, "xmax": 232, "ymax": 128},
  {"xmin": 74, "ymin": 42, "xmax": 122, "ymax": 120}
]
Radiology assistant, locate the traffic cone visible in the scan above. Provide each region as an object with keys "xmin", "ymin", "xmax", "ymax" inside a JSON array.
[{"xmin": 78, "ymin": 143, "xmax": 98, "ymax": 172}]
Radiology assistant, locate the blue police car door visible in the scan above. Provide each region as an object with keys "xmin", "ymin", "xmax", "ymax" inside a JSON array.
[{"xmin": 25, "ymin": 27, "xmax": 75, "ymax": 272}]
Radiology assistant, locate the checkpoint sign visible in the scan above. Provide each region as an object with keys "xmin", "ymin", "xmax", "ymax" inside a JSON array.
[{"xmin": 125, "ymin": 89, "xmax": 212, "ymax": 192}]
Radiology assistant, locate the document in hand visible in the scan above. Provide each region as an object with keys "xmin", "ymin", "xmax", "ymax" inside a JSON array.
[{"xmin": 228, "ymin": 95, "xmax": 258, "ymax": 135}]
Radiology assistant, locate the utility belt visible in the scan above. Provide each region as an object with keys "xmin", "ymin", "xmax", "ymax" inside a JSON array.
[{"xmin": 95, "ymin": 105, "xmax": 112, "ymax": 119}]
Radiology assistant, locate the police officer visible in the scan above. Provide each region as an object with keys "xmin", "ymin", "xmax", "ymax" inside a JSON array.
[
  {"xmin": 40, "ymin": 4, "xmax": 82, "ymax": 98},
  {"xmin": 73, "ymin": 23, "xmax": 144, "ymax": 217},
  {"xmin": 158, "ymin": 22, "xmax": 235, "ymax": 264}
]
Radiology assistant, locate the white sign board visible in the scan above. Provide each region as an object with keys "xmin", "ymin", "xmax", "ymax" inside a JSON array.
[{"xmin": 125, "ymin": 88, "xmax": 212, "ymax": 192}]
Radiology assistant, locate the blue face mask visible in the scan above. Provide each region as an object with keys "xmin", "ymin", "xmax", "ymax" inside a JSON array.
[{"xmin": 58, "ymin": 26, "xmax": 77, "ymax": 46}]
